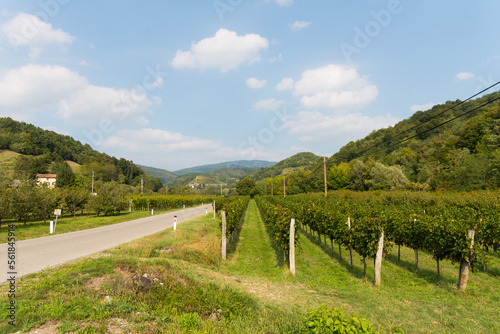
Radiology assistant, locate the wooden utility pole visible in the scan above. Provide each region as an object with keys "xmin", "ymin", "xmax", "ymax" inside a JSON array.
[
  {"xmin": 283, "ymin": 175, "xmax": 286, "ymax": 198},
  {"xmin": 91, "ymin": 169, "xmax": 94, "ymax": 194},
  {"xmin": 323, "ymin": 157, "xmax": 327, "ymax": 198},
  {"xmin": 271, "ymin": 178, "xmax": 273, "ymax": 196},
  {"xmin": 141, "ymin": 178, "xmax": 144, "ymax": 194}
]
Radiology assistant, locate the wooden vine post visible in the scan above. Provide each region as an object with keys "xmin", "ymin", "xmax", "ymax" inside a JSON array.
[
  {"xmin": 458, "ymin": 229, "xmax": 475, "ymax": 290},
  {"xmin": 221, "ymin": 211, "xmax": 227, "ymax": 260},
  {"xmin": 374, "ymin": 229, "xmax": 384, "ymax": 286},
  {"xmin": 289, "ymin": 219, "xmax": 296, "ymax": 276}
]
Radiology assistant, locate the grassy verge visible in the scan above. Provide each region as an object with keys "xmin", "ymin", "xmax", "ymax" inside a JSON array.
[
  {"xmin": 0, "ymin": 211, "xmax": 302, "ymax": 333},
  {"xmin": 0, "ymin": 208, "xmax": 188, "ymax": 243}
]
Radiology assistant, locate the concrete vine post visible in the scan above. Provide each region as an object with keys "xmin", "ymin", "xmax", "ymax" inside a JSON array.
[{"xmin": 289, "ymin": 218, "xmax": 296, "ymax": 276}]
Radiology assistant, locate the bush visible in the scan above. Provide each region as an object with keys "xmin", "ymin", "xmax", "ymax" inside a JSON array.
[{"xmin": 302, "ymin": 305, "xmax": 380, "ymax": 334}]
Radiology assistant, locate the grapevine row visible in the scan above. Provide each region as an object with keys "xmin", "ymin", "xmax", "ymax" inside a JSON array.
[
  {"xmin": 130, "ymin": 195, "xmax": 215, "ymax": 211},
  {"xmin": 215, "ymin": 196, "xmax": 250, "ymax": 238},
  {"xmin": 256, "ymin": 190, "xmax": 500, "ymax": 287}
]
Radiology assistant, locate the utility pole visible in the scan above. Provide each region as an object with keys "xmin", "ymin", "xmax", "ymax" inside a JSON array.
[
  {"xmin": 324, "ymin": 157, "xmax": 328, "ymax": 198},
  {"xmin": 271, "ymin": 178, "xmax": 273, "ymax": 196},
  {"xmin": 220, "ymin": 184, "xmax": 223, "ymax": 196},
  {"xmin": 141, "ymin": 178, "xmax": 144, "ymax": 194},
  {"xmin": 283, "ymin": 175, "xmax": 286, "ymax": 198},
  {"xmin": 91, "ymin": 169, "xmax": 94, "ymax": 194}
]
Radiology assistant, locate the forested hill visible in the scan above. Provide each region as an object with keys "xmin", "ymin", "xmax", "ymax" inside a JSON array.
[
  {"xmin": 327, "ymin": 90, "xmax": 500, "ymax": 190},
  {"xmin": 250, "ymin": 152, "xmax": 321, "ymax": 181},
  {"xmin": 0, "ymin": 117, "xmax": 162, "ymax": 191}
]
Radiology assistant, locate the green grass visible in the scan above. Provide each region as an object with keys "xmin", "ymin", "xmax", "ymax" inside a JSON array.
[
  {"xmin": 1, "ymin": 200, "xmax": 499, "ymax": 333},
  {"xmin": 223, "ymin": 200, "xmax": 500, "ymax": 333},
  {"xmin": 0, "ymin": 150, "xmax": 21, "ymax": 177},
  {"xmin": 0, "ymin": 208, "xmax": 182, "ymax": 243},
  {"xmin": 0, "ymin": 211, "xmax": 302, "ymax": 333}
]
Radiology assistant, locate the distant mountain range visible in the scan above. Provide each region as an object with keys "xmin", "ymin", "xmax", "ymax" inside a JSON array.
[
  {"xmin": 173, "ymin": 160, "xmax": 276, "ymax": 175},
  {"xmin": 137, "ymin": 160, "xmax": 276, "ymax": 185}
]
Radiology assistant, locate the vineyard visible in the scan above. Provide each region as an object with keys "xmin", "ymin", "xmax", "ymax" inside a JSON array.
[
  {"xmin": 221, "ymin": 191, "xmax": 500, "ymax": 290},
  {"xmin": 130, "ymin": 195, "xmax": 215, "ymax": 211},
  {"xmin": 215, "ymin": 196, "xmax": 250, "ymax": 239}
]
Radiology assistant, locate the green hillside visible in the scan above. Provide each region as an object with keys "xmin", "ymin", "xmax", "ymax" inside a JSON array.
[
  {"xmin": 250, "ymin": 91, "xmax": 500, "ymax": 194},
  {"xmin": 173, "ymin": 160, "xmax": 275, "ymax": 175},
  {"xmin": 250, "ymin": 152, "xmax": 322, "ymax": 181},
  {"xmin": 136, "ymin": 164, "xmax": 177, "ymax": 184},
  {"xmin": 0, "ymin": 117, "xmax": 163, "ymax": 192},
  {"xmin": 326, "ymin": 90, "xmax": 500, "ymax": 191}
]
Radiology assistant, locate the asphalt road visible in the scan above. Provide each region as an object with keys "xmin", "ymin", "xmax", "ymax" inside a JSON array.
[{"xmin": 0, "ymin": 204, "xmax": 212, "ymax": 284}]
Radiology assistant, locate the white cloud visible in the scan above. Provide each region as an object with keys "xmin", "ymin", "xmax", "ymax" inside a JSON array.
[
  {"xmin": 252, "ymin": 98, "xmax": 286, "ymax": 111},
  {"xmin": 455, "ymin": 72, "xmax": 475, "ymax": 81},
  {"xmin": 246, "ymin": 77, "xmax": 267, "ymax": 89},
  {"xmin": 284, "ymin": 64, "xmax": 378, "ymax": 110},
  {"xmin": 2, "ymin": 13, "xmax": 74, "ymax": 57},
  {"xmin": 0, "ymin": 64, "xmax": 87, "ymax": 118},
  {"xmin": 171, "ymin": 29, "xmax": 269, "ymax": 72},
  {"xmin": 289, "ymin": 21, "xmax": 311, "ymax": 31},
  {"xmin": 269, "ymin": 53, "xmax": 283, "ymax": 63},
  {"xmin": 410, "ymin": 102, "xmax": 437, "ymax": 113},
  {"xmin": 0, "ymin": 64, "xmax": 155, "ymax": 126},
  {"xmin": 276, "ymin": 77, "xmax": 294, "ymax": 91},
  {"xmin": 275, "ymin": 0, "xmax": 293, "ymax": 6},
  {"xmin": 58, "ymin": 85, "xmax": 152, "ymax": 126},
  {"xmin": 102, "ymin": 128, "xmax": 221, "ymax": 152},
  {"xmin": 285, "ymin": 111, "xmax": 399, "ymax": 142}
]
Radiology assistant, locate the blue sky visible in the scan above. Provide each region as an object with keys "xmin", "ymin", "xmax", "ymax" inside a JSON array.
[{"xmin": 1, "ymin": 0, "xmax": 499, "ymax": 170}]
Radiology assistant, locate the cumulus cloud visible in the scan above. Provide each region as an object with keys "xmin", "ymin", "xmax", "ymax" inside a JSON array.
[
  {"xmin": 0, "ymin": 64, "xmax": 156, "ymax": 125},
  {"xmin": 0, "ymin": 64, "xmax": 87, "ymax": 118},
  {"xmin": 275, "ymin": 77, "xmax": 294, "ymax": 91},
  {"xmin": 246, "ymin": 77, "xmax": 267, "ymax": 89},
  {"xmin": 252, "ymin": 98, "xmax": 286, "ymax": 111},
  {"xmin": 285, "ymin": 111, "xmax": 399, "ymax": 142},
  {"xmin": 171, "ymin": 29, "xmax": 269, "ymax": 72},
  {"xmin": 289, "ymin": 21, "xmax": 311, "ymax": 31},
  {"xmin": 410, "ymin": 102, "xmax": 437, "ymax": 113},
  {"xmin": 58, "ymin": 85, "xmax": 152, "ymax": 126},
  {"xmin": 279, "ymin": 64, "xmax": 378, "ymax": 110},
  {"xmin": 455, "ymin": 72, "xmax": 475, "ymax": 81},
  {"xmin": 102, "ymin": 128, "xmax": 221, "ymax": 152},
  {"xmin": 2, "ymin": 13, "xmax": 74, "ymax": 57}
]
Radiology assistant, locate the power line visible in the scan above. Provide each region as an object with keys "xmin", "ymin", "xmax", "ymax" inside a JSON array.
[
  {"xmin": 359, "ymin": 80, "xmax": 500, "ymax": 157},
  {"xmin": 342, "ymin": 95, "xmax": 500, "ymax": 162}
]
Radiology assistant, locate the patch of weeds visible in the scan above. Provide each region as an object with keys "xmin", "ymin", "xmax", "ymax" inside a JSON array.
[
  {"xmin": 56, "ymin": 321, "xmax": 80, "ymax": 333},
  {"xmin": 158, "ymin": 315, "xmax": 172, "ymax": 326},
  {"xmin": 19, "ymin": 315, "xmax": 44, "ymax": 332},
  {"xmin": 177, "ymin": 312, "xmax": 202, "ymax": 331},
  {"xmin": 76, "ymin": 324, "xmax": 106, "ymax": 334},
  {"xmin": 149, "ymin": 248, "xmax": 160, "ymax": 257}
]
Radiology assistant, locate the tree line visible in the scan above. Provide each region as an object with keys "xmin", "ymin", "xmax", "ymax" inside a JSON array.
[
  {"xmin": 0, "ymin": 180, "xmax": 131, "ymax": 228},
  {"xmin": 1, "ymin": 117, "xmax": 163, "ymax": 189}
]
